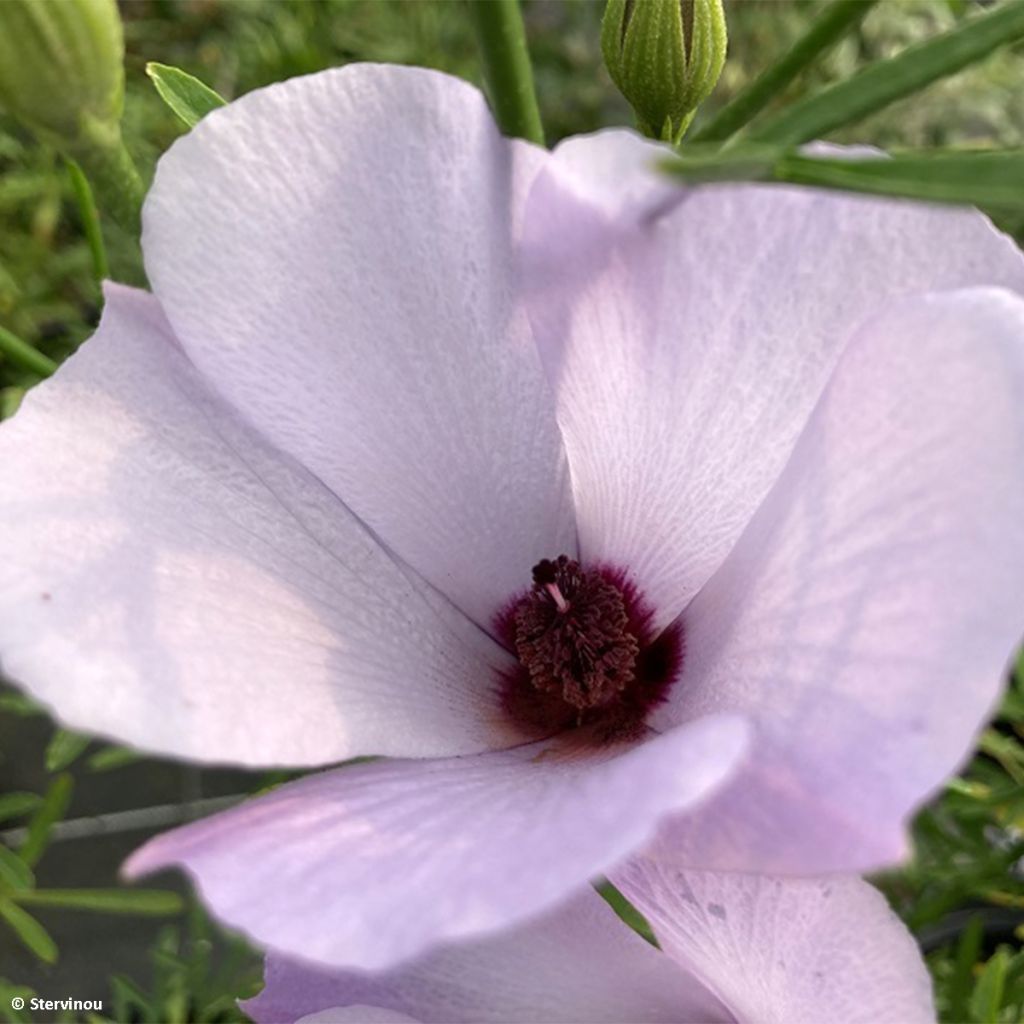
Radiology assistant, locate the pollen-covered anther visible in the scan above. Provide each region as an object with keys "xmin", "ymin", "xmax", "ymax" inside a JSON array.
[{"xmin": 514, "ymin": 556, "xmax": 640, "ymax": 710}]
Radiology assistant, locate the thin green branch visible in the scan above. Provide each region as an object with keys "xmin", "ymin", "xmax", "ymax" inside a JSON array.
[
  {"xmin": 14, "ymin": 888, "xmax": 183, "ymax": 915},
  {"xmin": 690, "ymin": 0, "xmax": 877, "ymax": 144},
  {"xmin": 0, "ymin": 324, "xmax": 57, "ymax": 378},
  {"xmin": 468, "ymin": 0, "xmax": 545, "ymax": 145},
  {"xmin": 66, "ymin": 158, "xmax": 109, "ymax": 283}
]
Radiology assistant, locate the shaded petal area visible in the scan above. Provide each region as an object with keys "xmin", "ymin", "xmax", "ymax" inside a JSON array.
[
  {"xmin": 244, "ymin": 859, "xmax": 931, "ymax": 1024},
  {"xmin": 523, "ymin": 130, "xmax": 1024, "ymax": 632},
  {"xmin": 655, "ymin": 288, "xmax": 1024, "ymax": 872},
  {"xmin": 614, "ymin": 856, "xmax": 935, "ymax": 1024},
  {"xmin": 245, "ymin": 889, "xmax": 727, "ymax": 1024},
  {"xmin": 0, "ymin": 285, "xmax": 518, "ymax": 766},
  {"xmin": 142, "ymin": 64, "xmax": 574, "ymax": 630},
  {"xmin": 125, "ymin": 714, "xmax": 749, "ymax": 969}
]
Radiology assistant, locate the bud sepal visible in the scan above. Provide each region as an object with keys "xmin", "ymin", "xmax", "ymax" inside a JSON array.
[{"xmin": 602, "ymin": 0, "xmax": 728, "ymax": 144}]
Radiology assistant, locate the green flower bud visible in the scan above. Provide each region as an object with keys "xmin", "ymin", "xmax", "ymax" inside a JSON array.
[
  {"xmin": 602, "ymin": 0, "xmax": 728, "ymax": 144},
  {"xmin": 0, "ymin": 0, "xmax": 124, "ymax": 153}
]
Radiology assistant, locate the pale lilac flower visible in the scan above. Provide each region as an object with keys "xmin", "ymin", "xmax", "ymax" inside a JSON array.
[
  {"xmin": 1, "ymin": 64, "xmax": 1024, "ymax": 970},
  {"xmin": 244, "ymin": 856, "xmax": 935, "ymax": 1024}
]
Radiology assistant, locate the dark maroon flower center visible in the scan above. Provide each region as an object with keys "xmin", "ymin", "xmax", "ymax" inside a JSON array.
[
  {"xmin": 495, "ymin": 555, "xmax": 684, "ymax": 743},
  {"xmin": 514, "ymin": 557, "xmax": 639, "ymax": 710}
]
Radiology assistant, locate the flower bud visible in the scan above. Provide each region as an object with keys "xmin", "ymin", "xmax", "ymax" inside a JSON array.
[
  {"xmin": 602, "ymin": 0, "xmax": 727, "ymax": 144},
  {"xmin": 0, "ymin": 0, "xmax": 124, "ymax": 153}
]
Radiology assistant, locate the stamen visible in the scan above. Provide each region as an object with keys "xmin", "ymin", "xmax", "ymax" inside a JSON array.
[
  {"xmin": 497, "ymin": 555, "xmax": 685, "ymax": 745},
  {"xmin": 513, "ymin": 555, "xmax": 639, "ymax": 710}
]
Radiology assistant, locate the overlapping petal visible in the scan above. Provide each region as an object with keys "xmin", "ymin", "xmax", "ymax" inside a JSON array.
[
  {"xmin": 124, "ymin": 714, "xmax": 749, "ymax": 968},
  {"xmin": 244, "ymin": 858, "xmax": 932, "ymax": 1024},
  {"xmin": 654, "ymin": 288, "xmax": 1024, "ymax": 872},
  {"xmin": 523, "ymin": 130, "xmax": 1024, "ymax": 632},
  {"xmin": 142, "ymin": 64, "xmax": 575, "ymax": 630},
  {"xmin": 0, "ymin": 285, "xmax": 519, "ymax": 765},
  {"xmin": 245, "ymin": 889, "xmax": 725, "ymax": 1024},
  {"xmin": 614, "ymin": 856, "xmax": 935, "ymax": 1024}
]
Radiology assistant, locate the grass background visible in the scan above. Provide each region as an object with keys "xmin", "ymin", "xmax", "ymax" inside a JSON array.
[{"xmin": 2, "ymin": 1, "xmax": 1024, "ymax": 1020}]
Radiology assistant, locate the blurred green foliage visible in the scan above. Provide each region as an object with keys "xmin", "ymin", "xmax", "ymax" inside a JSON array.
[
  {"xmin": 876, "ymin": 659, "xmax": 1024, "ymax": 1022},
  {"xmin": 1, "ymin": 904, "xmax": 260, "ymax": 1024},
  {"xmin": 2, "ymin": 1, "xmax": 1024, "ymax": 1021}
]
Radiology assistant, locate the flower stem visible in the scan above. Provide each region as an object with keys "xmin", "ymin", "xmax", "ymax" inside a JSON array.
[
  {"xmin": 469, "ymin": 0, "xmax": 545, "ymax": 146},
  {"xmin": 69, "ymin": 119, "xmax": 144, "ymax": 240},
  {"xmin": 0, "ymin": 325, "xmax": 57, "ymax": 378},
  {"xmin": 66, "ymin": 159, "xmax": 109, "ymax": 284},
  {"xmin": 691, "ymin": 0, "xmax": 877, "ymax": 145}
]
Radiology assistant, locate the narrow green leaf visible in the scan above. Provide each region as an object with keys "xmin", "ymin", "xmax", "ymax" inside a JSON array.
[
  {"xmin": 19, "ymin": 773, "xmax": 73, "ymax": 867},
  {"xmin": 750, "ymin": 2, "xmax": 1024, "ymax": 145},
  {"xmin": 0, "ymin": 845, "xmax": 34, "ymax": 892},
  {"xmin": 110, "ymin": 974, "xmax": 155, "ymax": 1024},
  {"xmin": 151, "ymin": 923, "xmax": 186, "ymax": 1019},
  {"xmin": 0, "ymin": 792, "xmax": 42, "ymax": 824},
  {"xmin": 146, "ymin": 62, "xmax": 226, "ymax": 129},
  {"xmin": 970, "ymin": 947, "xmax": 1010, "ymax": 1023},
  {"xmin": 0, "ymin": 386, "xmax": 24, "ymax": 420},
  {"xmin": 660, "ymin": 141, "xmax": 781, "ymax": 183},
  {"xmin": 45, "ymin": 729, "xmax": 90, "ymax": 772},
  {"xmin": 596, "ymin": 880, "xmax": 658, "ymax": 946},
  {"xmin": 691, "ymin": 0, "xmax": 876, "ymax": 144},
  {"xmin": 980, "ymin": 729, "xmax": 1024, "ymax": 785},
  {"xmin": 0, "ymin": 898, "xmax": 57, "ymax": 963},
  {"xmin": 775, "ymin": 149, "xmax": 1024, "ymax": 207},
  {"xmin": 87, "ymin": 744, "xmax": 141, "ymax": 772},
  {"xmin": 0, "ymin": 692, "xmax": 40, "ymax": 716},
  {"xmin": 15, "ymin": 887, "xmax": 183, "ymax": 915},
  {"xmin": 661, "ymin": 146, "xmax": 1024, "ymax": 209},
  {"xmin": 66, "ymin": 158, "xmax": 108, "ymax": 284},
  {"xmin": 0, "ymin": 979, "xmax": 36, "ymax": 1024},
  {"xmin": 950, "ymin": 914, "xmax": 984, "ymax": 1022},
  {"xmin": 109, "ymin": 974, "xmax": 154, "ymax": 1023},
  {"xmin": 0, "ymin": 323, "xmax": 56, "ymax": 378}
]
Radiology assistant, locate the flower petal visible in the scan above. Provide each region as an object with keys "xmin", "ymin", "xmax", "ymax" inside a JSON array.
[
  {"xmin": 124, "ymin": 713, "xmax": 750, "ymax": 969},
  {"xmin": 523, "ymin": 130, "xmax": 1024, "ymax": 631},
  {"xmin": 297, "ymin": 1011, "xmax": 419, "ymax": 1024},
  {"xmin": 142, "ymin": 64, "xmax": 574, "ymax": 630},
  {"xmin": 614, "ymin": 856, "xmax": 935, "ymax": 1024},
  {"xmin": 245, "ymin": 889, "xmax": 727, "ymax": 1024},
  {"xmin": 655, "ymin": 288, "xmax": 1024, "ymax": 872},
  {"xmin": 0, "ymin": 285, "xmax": 519, "ymax": 766},
  {"xmin": 246, "ymin": 859, "xmax": 932, "ymax": 1024}
]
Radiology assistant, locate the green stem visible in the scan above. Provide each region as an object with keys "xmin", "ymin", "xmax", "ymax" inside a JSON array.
[
  {"xmin": 14, "ymin": 888, "xmax": 183, "ymax": 915},
  {"xmin": 66, "ymin": 158, "xmax": 109, "ymax": 283},
  {"xmin": 469, "ymin": 0, "xmax": 545, "ymax": 145},
  {"xmin": 69, "ymin": 120, "xmax": 144, "ymax": 240},
  {"xmin": 691, "ymin": 0, "xmax": 877, "ymax": 144},
  {"xmin": 0, "ymin": 325, "xmax": 57, "ymax": 378}
]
